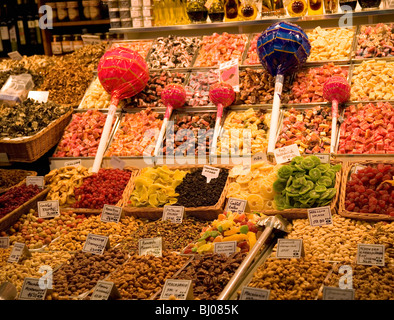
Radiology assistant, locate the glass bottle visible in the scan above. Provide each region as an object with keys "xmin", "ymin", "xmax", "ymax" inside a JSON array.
[
  {"xmin": 186, "ymin": 0, "xmax": 208, "ymax": 23},
  {"xmin": 224, "ymin": 0, "xmax": 240, "ymax": 21},
  {"xmin": 272, "ymin": 0, "xmax": 285, "ymax": 15},
  {"xmin": 208, "ymin": 0, "xmax": 225, "ymax": 22},
  {"xmin": 308, "ymin": 0, "xmax": 323, "ymax": 14},
  {"xmin": 324, "ymin": 0, "xmax": 338, "ymax": 12},
  {"xmin": 238, "ymin": 0, "xmax": 258, "ymax": 20},
  {"xmin": 358, "ymin": 0, "xmax": 381, "ymax": 10},
  {"xmin": 284, "ymin": 0, "xmax": 307, "ymax": 16},
  {"xmin": 339, "ymin": 0, "xmax": 357, "ymax": 10},
  {"xmin": 261, "ymin": 0, "xmax": 274, "ymax": 16}
]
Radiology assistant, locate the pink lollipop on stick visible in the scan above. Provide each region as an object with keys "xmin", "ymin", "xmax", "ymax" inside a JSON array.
[
  {"xmin": 209, "ymin": 82, "xmax": 236, "ymax": 156},
  {"xmin": 153, "ymin": 83, "xmax": 187, "ymax": 158},
  {"xmin": 92, "ymin": 47, "xmax": 150, "ymax": 172},
  {"xmin": 323, "ymin": 76, "xmax": 351, "ymax": 154}
]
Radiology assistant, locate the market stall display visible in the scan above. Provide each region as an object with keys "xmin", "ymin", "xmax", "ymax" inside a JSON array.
[
  {"xmin": 0, "ymin": 169, "xmax": 37, "ymax": 194},
  {"xmin": 184, "ymin": 70, "xmax": 219, "ymax": 107},
  {"xmin": 109, "ymin": 40, "xmax": 153, "ymax": 59},
  {"xmin": 78, "ymin": 77, "xmax": 115, "ymax": 110}
]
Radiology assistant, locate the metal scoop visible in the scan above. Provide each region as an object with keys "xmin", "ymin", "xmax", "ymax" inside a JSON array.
[
  {"xmin": 217, "ymin": 215, "xmax": 292, "ymax": 300},
  {"xmin": 0, "ymin": 282, "xmax": 17, "ymax": 300}
]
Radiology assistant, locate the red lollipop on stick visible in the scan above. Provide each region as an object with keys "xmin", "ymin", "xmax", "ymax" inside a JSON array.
[
  {"xmin": 209, "ymin": 82, "xmax": 235, "ymax": 156},
  {"xmin": 323, "ymin": 76, "xmax": 351, "ymax": 154},
  {"xmin": 153, "ymin": 83, "xmax": 187, "ymax": 158},
  {"xmin": 92, "ymin": 47, "xmax": 150, "ymax": 172}
]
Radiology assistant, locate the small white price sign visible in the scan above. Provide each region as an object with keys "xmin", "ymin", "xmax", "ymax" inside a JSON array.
[
  {"xmin": 202, "ymin": 165, "xmax": 220, "ymax": 183},
  {"xmin": 218, "ymin": 58, "xmax": 240, "ymax": 92},
  {"xmin": 239, "ymin": 287, "xmax": 270, "ymax": 300},
  {"xmin": 252, "ymin": 152, "xmax": 267, "ymax": 164},
  {"xmin": 91, "ymin": 280, "xmax": 121, "ymax": 300},
  {"xmin": 8, "ymin": 242, "xmax": 31, "ymax": 263},
  {"xmin": 64, "ymin": 159, "xmax": 82, "ymax": 167},
  {"xmin": 26, "ymin": 176, "xmax": 44, "ymax": 188},
  {"xmin": 139, "ymin": 237, "xmax": 162, "ymax": 257},
  {"xmin": 213, "ymin": 241, "xmax": 237, "ymax": 256},
  {"xmin": 8, "ymin": 51, "xmax": 23, "ymax": 60},
  {"xmin": 82, "ymin": 234, "xmax": 110, "ymax": 255},
  {"xmin": 27, "ymin": 91, "xmax": 49, "ymax": 103},
  {"xmin": 19, "ymin": 278, "xmax": 47, "ymax": 300},
  {"xmin": 160, "ymin": 279, "xmax": 193, "ymax": 300},
  {"xmin": 307, "ymin": 206, "xmax": 333, "ymax": 227},
  {"xmin": 37, "ymin": 200, "xmax": 60, "ymax": 218},
  {"xmin": 162, "ymin": 205, "xmax": 184, "ymax": 224},
  {"xmin": 276, "ymin": 239, "xmax": 304, "ymax": 259},
  {"xmin": 273, "ymin": 144, "xmax": 301, "ymax": 164},
  {"xmin": 0, "ymin": 237, "xmax": 10, "ymax": 249},
  {"xmin": 81, "ymin": 34, "xmax": 101, "ymax": 45},
  {"xmin": 101, "ymin": 205, "xmax": 123, "ymax": 223},
  {"xmin": 110, "ymin": 156, "xmax": 125, "ymax": 170},
  {"xmin": 313, "ymin": 153, "xmax": 330, "ymax": 164},
  {"xmin": 356, "ymin": 244, "xmax": 385, "ymax": 267},
  {"xmin": 323, "ymin": 286, "xmax": 355, "ymax": 300},
  {"xmin": 226, "ymin": 197, "xmax": 247, "ymax": 214}
]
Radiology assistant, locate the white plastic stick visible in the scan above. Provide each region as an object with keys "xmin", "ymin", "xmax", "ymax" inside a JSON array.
[
  {"xmin": 330, "ymin": 99, "xmax": 338, "ymax": 154},
  {"xmin": 153, "ymin": 107, "xmax": 172, "ymax": 158},
  {"xmin": 92, "ymin": 103, "xmax": 117, "ymax": 173},
  {"xmin": 267, "ymin": 74, "xmax": 284, "ymax": 156}
]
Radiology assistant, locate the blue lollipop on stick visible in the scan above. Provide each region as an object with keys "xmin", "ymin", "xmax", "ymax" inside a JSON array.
[{"xmin": 257, "ymin": 22, "xmax": 311, "ymax": 157}]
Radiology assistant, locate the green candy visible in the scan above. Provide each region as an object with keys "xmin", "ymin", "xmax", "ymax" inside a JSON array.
[
  {"xmin": 301, "ymin": 157, "xmax": 316, "ymax": 170},
  {"xmin": 273, "ymin": 180, "xmax": 287, "ymax": 193},
  {"xmin": 315, "ymin": 185, "xmax": 327, "ymax": 193},
  {"xmin": 277, "ymin": 165, "xmax": 293, "ymax": 180},
  {"xmin": 309, "ymin": 168, "xmax": 321, "ymax": 182}
]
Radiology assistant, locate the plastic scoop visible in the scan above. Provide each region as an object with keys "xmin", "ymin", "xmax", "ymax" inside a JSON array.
[
  {"xmin": 153, "ymin": 83, "xmax": 187, "ymax": 159},
  {"xmin": 209, "ymin": 82, "xmax": 236, "ymax": 156},
  {"xmin": 323, "ymin": 76, "xmax": 351, "ymax": 154},
  {"xmin": 92, "ymin": 47, "xmax": 150, "ymax": 173}
]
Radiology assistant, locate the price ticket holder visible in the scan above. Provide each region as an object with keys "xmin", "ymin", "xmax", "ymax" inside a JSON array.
[{"xmin": 91, "ymin": 280, "xmax": 122, "ymax": 300}]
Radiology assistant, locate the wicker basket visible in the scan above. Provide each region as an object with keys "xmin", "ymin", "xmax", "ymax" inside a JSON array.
[
  {"xmin": 121, "ymin": 165, "xmax": 231, "ymax": 221},
  {"xmin": 0, "ymin": 187, "xmax": 50, "ymax": 232},
  {"xmin": 227, "ymin": 160, "xmax": 343, "ymax": 220},
  {"xmin": 0, "ymin": 169, "xmax": 37, "ymax": 194},
  {"xmin": 0, "ymin": 108, "xmax": 73, "ymax": 163},
  {"xmin": 338, "ymin": 160, "xmax": 394, "ymax": 221},
  {"xmin": 60, "ymin": 166, "xmax": 140, "ymax": 215}
]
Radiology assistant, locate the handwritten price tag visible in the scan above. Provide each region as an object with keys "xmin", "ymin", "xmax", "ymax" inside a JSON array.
[
  {"xmin": 139, "ymin": 237, "xmax": 162, "ymax": 257},
  {"xmin": 307, "ymin": 206, "xmax": 333, "ymax": 227},
  {"xmin": 202, "ymin": 165, "xmax": 220, "ymax": 183},
  {"xmin": 27, "ymin": 91, "xmax": 49, "ymax": 103},
  {"xmin": 356, "ymin": 244, "xmax": 385, "ymax": 267},
  {"xmin": 323, "ymin": 287, "xmax": 355, "ymax": 300},
  {"xmin": 26, "ymin": 176, "xmax": 44, "ymax": 188},
  {"xmin": 226, "ymin": 198, "xmax": 247, "ymax": 214},
  {"xmin": 162, "ymin": 205, "xmax": 184, "ymax": 224},
  {"xmin": 82, "ymin": 234, "xmax": 110, "ymax": 255},
  {"xmin": 19, "ymin": 278, "xmax": 47, "ymax": 300},
  {"xmin": 214, "ymin": 241, "xmax": 237, "ymax": 256},
  {"xmin": 91, "ymin": 280, "xmax": 121, "ymax": 300},
  {"xmin": 276, "ymin": 239, "xmax": 304, "ymax": 259},
  {"xmin": 160, "ymin": 279, "xmax": 193, "ymax": 300},
  {"xmin": 101, "ymin": 205, "xmax": 122, "ymax": 223},
  {"xmin": 273, "ymin": 144, "xmax": 300, "ymax": 164},
  {"xmin": 37, "ymin": 200, "xmax": 60, "ymax": 218},
  {"xmin": 239, "ymin": 287, "xmax": 270, "ymax": 300}
]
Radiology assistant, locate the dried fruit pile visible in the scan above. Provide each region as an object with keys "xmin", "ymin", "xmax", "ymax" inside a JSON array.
[
  {"xmin": 355, "ymin": 23, "xmax": 394, "ymax": 59},
  {"xmin": 0, "ymin": 184, "xmax": 42, "ymax": 218},
  {"xmin": 344, "ymin": 164, "xmax": 394, "ymax": 216}
]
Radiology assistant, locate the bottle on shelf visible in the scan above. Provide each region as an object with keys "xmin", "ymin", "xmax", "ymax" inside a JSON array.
[
  {"xmin": 272, "ymin": 0, "xmax": 285, "ymax": 15},
  {"xmin": 339, "ymin": 0, "xmax": 357, "ymax": 10},
  {"xmin": 260, "ymin": 0, "xmax": 274, "ymax": 16},
  {"xmin": 7, "ymin": 0, "xmax": 19, "ymax": 53},
  {"xmin": 238, "ymin": 0, "xmax": 258, "ymax": 20},
  {"xmin": 186, "ymin": 0, "xmax": 208, "ymax": 23},
  {"xmin": 308, "ymin": 0, "xmax": 324, "ymax": 14},
  {"xmin": 16, "ymin": 0, "xmax": 29, "ymax": 55},
  {"xmin": 358, "ymin": 0, "xmax": 381, "ymax": 10},
  {"xmin": 0, "ymin": 2, "xmax": 12, "ymax": 56},
  {"xmin": 284, "ymin": 0, "xmax": 307, "ymax": 16},
  {"xmin": 208, "ymin": 0, "xmax": 225, "ymax": 22},
  {"xmin": 323, "ymin": 0, "xmax": 338, "ymax": 13},
  {"xmin": 224, "ymin": 0, "xmax": 240, "ymax": 21}
]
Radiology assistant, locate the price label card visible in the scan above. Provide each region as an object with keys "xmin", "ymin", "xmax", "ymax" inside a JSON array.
[
  {"xmin": 8, "ymin": 51, "xmax": 23, "ymax": 60},
  {"xmin": 19, "ymin": 278, "xmax": 47, "ymax": 300},
  {"xmin": 313, "ymin": 153, "xmax": 330, "ymax": 164},
  {"xmin": 160, "ymin": 279, "xmax": 193, "ymax": 300},
  {"xmin": 91, "ymin": 280, "xmax": 121, "ymax": 300},
  {"xmin": 162, "ymin": 205, "xmax": 184, "ymax": 224},
  {"xmin": 239, "ymin": 287, "xmax": 270, "ymax": 300},
  {"xmin": 82, "ymin": 234, "xmax": 110, "ymax": 255},
  {"xmin": 0, "ymin": 237, "xmax": 10, "ymax": 249},
  {"xmin": 252, "ymin": 152, "xmax": 267, "ymax": 164},
  {"xmin": 81, "ymin": 34, "xmax": 101, "ymax": 45},
  {"xmin": 101, "ymin": 205, "xmax": 123, "ymax": 223},
  {"xmin": 214, "ymin": 241, "xmax": 237, "ymax": 256},
  {"xmin": 202, "ymin": 165, "xmax": 220, "ymax": 183},
  {"xmin": 307, "ymin": 206, "xmax": 333, "ymax": 227},
  {"xmin": 226, "ymin": 197, "xmax": 247, "ymax": 214},
  {"xmin": 8, "ymin": 242, "xmax": 31, "ymax": 263},
  {"xmin": 37, "ymin": 200, "xmax": 60, "ymax": 218},
  {"xmin": 64, "ymin": 159, "xmax": 82, "ymax": 167},
  {"xmin": 27, "ymin": 91, "xmax": 49, "ymax": 103},
  {"xmin": 26, "ymin": 176, "xmax": 44, "ymax": 188},
  {"xmin": 218, "ymin": 58, "xmax": 240, "ymax": 92},
  {"xmin": 273, "ymin": 144, "xmax": 301, "ymax": 164},
  {"xmin": 323, "ymin": 286, "xmax": 355, "ymax": 300},
  {"xmin": 356, "ymin": 244, "xmax": 385, "ymax": 267},
  {"xmin": 276, "ymin": 239, "xmax": 304, "ymax": 259},
  {"xmin": 110, "ymin": 156, "xmax": 125, "ymax": 170},
  {"xmin": 139, "ymin": 237, "xmax": 162, "ymax": 257}
]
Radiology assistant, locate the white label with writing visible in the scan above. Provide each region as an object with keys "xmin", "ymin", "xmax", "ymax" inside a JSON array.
[
  {"xmin": 160, "ymin": 279, "xmax": 193, "ymax": 300},
  {"xmin": 276, "ymin": 239, "xmax": 303, "ymax": 259},
  {"xmin": 37, "ymin": 200, "xmax": 60, "ymax": 218},
  {"xmin": 218, "ymin": 58, "xmax": 240, "ymax": 92},
  {"xmin": 239, "ymin": 287, "xmax": 270, "ymax": 300},
  {"xmin": 0, "ymin": 237, "xmax": 10, "ymax": 249},
  {"xmin": 252, "ymin": 152, "xmax": 267, "ymax": 164},
  {"xmin": 214, "ymin": 241, "xmax": 237, "ymax": 256},
  {"xmin": 139, "ymin": 237, "xmax": 162, "ymax": 257},
  {"xmin": 162, "ymin": 205, "xmax": 184, "ymax": 224},
  {"xmin": 27, "ymin": 91, "xmax": 49, "ymax": 103},
  {"xmin": 82, "ymin": 34, "xmax": 101, "ymax": 45},
  {"xmin": 8, "ymin": 51, "xmax": 23, "ymax": 60},
  {"xmin": 8, "ymin": 242, "xmax": 31, "ymax": 263},
  {"xmin": 314, "ymin": 153, "xmax": 330, "ymax": 164},
  {"xmin": 82, "ymin": 234, "xmax": 110, "ymax": 255},
  {"xmin": 323, "ymin": 286, "xmax": 355, "ymax": 300},
  {"xmin": 101, "ymin": 205, "xmax": 122, "ymax": 223},
  {"xmin": 64, "ymin": 159, "xmax": 82, "ymax": 167},
  {"xmin": 202, "ymin": 165, "xmax": 220, "ymax": 183},
  {"xmin": 91, "ymin": 280, "xmax": 121, "ymax": 300},
  {"xmin": 26, "ymin": 176, "xmax": 44, "ymax": 188},
  {"xmin": 273, "ymin": 144, "xmax": 301, "ymax": 164},
  {"xmin": 19, "ymin": 278, "xmax": 47, "ymax": 300},
  {"xmin": 226, "ymin": 197, "xmax": 247, "ymax": 214},
  {"xmin": 110, "ymin": 156, "xmax": 125, "ymax": 170},
  {"xmin": 356, "ymin": 244, "xmax": 385, "ymax": 267},
  {"xmin": 307, "ymin": 206, "xmax": 333, "ymax": 227}
]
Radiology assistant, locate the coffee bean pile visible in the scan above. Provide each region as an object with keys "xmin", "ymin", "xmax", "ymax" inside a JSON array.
[{"xmin": 175, "ymin": 168, "xmax": 228, "ymax": 207}]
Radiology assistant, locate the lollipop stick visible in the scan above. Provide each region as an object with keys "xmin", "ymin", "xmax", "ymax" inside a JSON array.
[
  {"xmin": 153, "ymin": 106, "xmax": 173, "ymax": 159},
  {"xmin": 330, "ymin": 99, "xmax": 338, "ymax": 154},
  {"xmin": 267, "ymin": 74, "xmax": 284, "ymax": 156},
  {"xmin": 92, "ymin": 103, "xmax": 117, "ymax": 173},
  {"xmin": 210, "ymin": 103, "xmax": 224, "ymax": 160}
]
